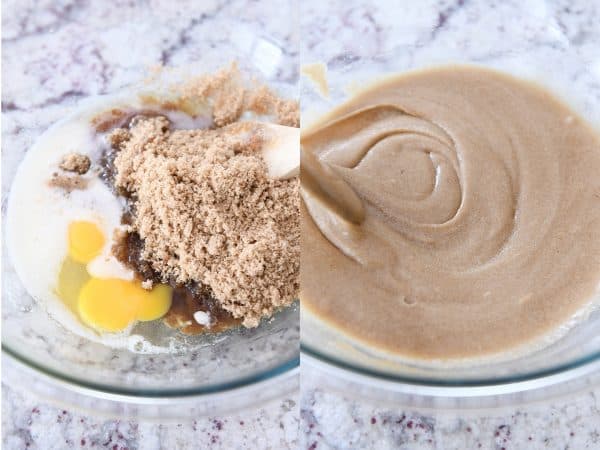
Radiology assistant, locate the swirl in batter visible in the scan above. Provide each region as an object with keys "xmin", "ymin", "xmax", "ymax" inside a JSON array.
[{"xmin": 301, "ymin": 66, "xmax": 600, "ymax": 359}]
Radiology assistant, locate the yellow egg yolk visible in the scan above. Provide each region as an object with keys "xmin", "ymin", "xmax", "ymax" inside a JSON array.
[
  {"xmin": 58, "ymin": 221, "xmax": 172, "ymax": 332},
  {"xmin": 78, "ymin": 278, "xmax": 140, "ymax": 331},
  {"xmin": 78, "ymin": 278, "xmax": 172, "ymax": 332},
  {"xmin": 68, "ymin": 221, "xmax": 105, "ymax": 263},
  {"xmin": 135, "ymin": 283, "xmax": 173, "ymax": 321}
]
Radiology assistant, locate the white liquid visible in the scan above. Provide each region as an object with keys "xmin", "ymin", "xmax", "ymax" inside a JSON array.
[{"xmin": 6, "ymin": 93, "xmax": 213, "ymax": 354}]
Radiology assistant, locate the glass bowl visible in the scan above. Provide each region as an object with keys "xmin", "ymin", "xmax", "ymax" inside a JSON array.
[
  {"xmin": 300, "ymin": 0, "xmax": 600, "ymax": 393},
  {"xmin": 2, "ymin": 21, "xmax": 299, "ymax": 418}
]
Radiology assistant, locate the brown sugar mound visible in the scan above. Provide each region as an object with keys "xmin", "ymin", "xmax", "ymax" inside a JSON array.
[
  {"xmin": 60, "ymin": 152, "xmax": 91, "ymax": 174},
  {"xmin": 109, "ymin": 116, "xmax": 299, "ymax": 327}
]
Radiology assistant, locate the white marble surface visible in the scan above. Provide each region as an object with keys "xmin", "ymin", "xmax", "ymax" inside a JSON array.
[
  {"xmin": 3, "ymin": 382, "xmax": 298, "ymax": 450},
  {"xmin": 300, "ymin": 367, "xmax": 600, "ymax": 449},
  {"xmin": 4, "ymin": 0, "xmax": 600, "ymax": 448},
  {"xmin": 300, "ymin": 0, "xmax": 600, "ymax": 124},
  {"xmin": 299, "ymin": 0, "xmax": 600, "ymax": 449},
  {"xmin": 2, "ymin": 0, "xmax": 298, "ymax": 448}
]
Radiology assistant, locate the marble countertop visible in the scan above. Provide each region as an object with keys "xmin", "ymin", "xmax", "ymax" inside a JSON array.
[
  {"xmin": 4, "ymin": 0, "xmax": 600, "ymax": 448},
  {"xmin": 299, "ymin": 362, "xmax": 600, "ymax": 449},
  {"xmin": 300, "ymin": 371, "xmax": 600, "ymax": 449},
  {"xmin": 2, "ymin": 0, "xmax": 298, "ymax": 448},
  {"xmin": 3, "ymin": 382, "xmax": 298, "ymax": 449}
]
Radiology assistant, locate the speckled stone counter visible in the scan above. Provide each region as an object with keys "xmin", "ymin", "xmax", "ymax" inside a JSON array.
[
  {"xmin": 4, "ymin": 0, "xmax": 600, "ymax": 448},
  {"xmin": 3, "ymin": 382, "xmax": 298, "ymax": 449},
  {"xmin": 300, "ymin": 364, "xmax": 600, "ymax": 449},
  {"xmin": 2, "ymin": 0, "xmax": 298, "ymax": 448}
]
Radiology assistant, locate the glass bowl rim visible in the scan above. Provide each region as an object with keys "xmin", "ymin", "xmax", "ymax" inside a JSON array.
[
  {"xmin": 2, "ymin": 342, "xmax": 299, "ymax": 399},
  {"xmin": 301, "ymin": 341, "xmax": 600, "ymax": 391}
]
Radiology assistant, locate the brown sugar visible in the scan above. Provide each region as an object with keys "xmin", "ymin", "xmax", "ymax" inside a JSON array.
[
  {"xmin": 175, "ymin": 63, "xmax": 300, "ymax": 128},
  {"xmin": 59, "ymin": 153, "xmax": 91, "ymax": 174},
  {"xmin": 109, "ymin": 116, "xmax": 299, "ymax": 327},
  {"xmin": 49, "ymin": 173, "xmax": 88, "ymax": 192},
  {"xmin": 244, "ymin": 85, "xmax": 300, "ymax": 127}
]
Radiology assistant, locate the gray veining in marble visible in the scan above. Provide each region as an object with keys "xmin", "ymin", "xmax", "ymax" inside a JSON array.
[{"xmin": 4, "ymin": 0, "xmax": 600, "ymax": 448}]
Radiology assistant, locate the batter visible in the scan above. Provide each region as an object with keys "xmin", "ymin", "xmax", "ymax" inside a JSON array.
[{"xmin": 301, "ymin": 65, "xmax": 600, "ymax": 359}]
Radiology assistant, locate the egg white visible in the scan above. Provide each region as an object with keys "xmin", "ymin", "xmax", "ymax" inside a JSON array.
[{"xmin": 5, "ymin": 93, "xmax": 204, "ymax": 353}]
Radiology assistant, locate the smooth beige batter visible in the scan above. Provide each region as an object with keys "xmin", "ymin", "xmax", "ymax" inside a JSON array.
[{"xmin": 301, "ymin": 66, "xmax": 600, "ymax": 359}]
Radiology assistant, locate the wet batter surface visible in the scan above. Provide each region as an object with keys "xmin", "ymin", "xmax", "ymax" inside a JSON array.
[{"xmin": 301, "ymin": 66, "xmax": 600, "ymax": 359}]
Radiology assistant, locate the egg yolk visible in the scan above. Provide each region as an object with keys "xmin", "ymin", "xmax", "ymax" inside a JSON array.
[
  {"xmin": 136, "ymin": 284, "xmax": 173, "ymax": 321},
  {"xmin": 58, "ymin": 220, "xmax": 172, "ymax": 332},
  {"xmin": 68, "ymin": 221, "xmax": 105, "ymax": 263},
  {"xmin": 79, "ymin": 278, "xmax": 140, "ymax": 331},
  {"xmin": 78, "ymin": 278, "xmax": 172, "ymax": 332}
]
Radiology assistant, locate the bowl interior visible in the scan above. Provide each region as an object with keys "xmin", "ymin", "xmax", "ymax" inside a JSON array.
[
  {"xmin": 2, "ymin": 26, "xmax": 300, "ymax": 396},
  {"xmin": 300, "ymin": 0, "xmax": 600, "ymax": 385}
]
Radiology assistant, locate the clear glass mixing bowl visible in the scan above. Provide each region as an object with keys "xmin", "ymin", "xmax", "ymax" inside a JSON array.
[
  {"xmin": 300, "ymin": 0, "xmax": 600, "ymax": 391},
  {"xmin": 2, "ymin": 19, "xmax": 299, "ymax": 417}
]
